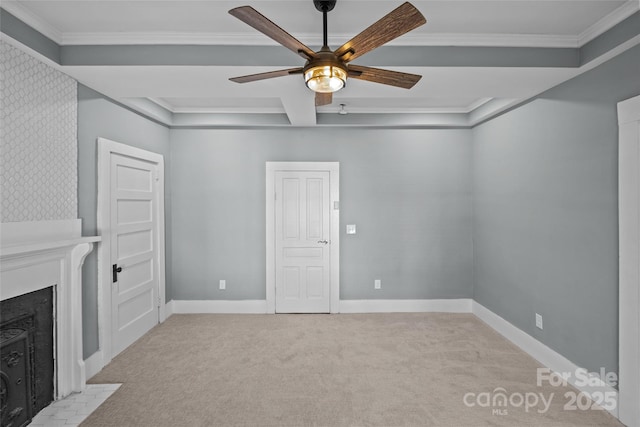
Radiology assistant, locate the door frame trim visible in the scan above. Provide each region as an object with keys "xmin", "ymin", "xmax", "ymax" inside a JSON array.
[
  {"xmin": 266, "ymin": 162, "xmax": 340, "ymax": 314},
  {"xmin": 97, "ymin": 137, "xmax": 166, "ymax": 364},
  {"xmin": 618, "ymin": 94, "xmax": 640, "ymax": 426}
]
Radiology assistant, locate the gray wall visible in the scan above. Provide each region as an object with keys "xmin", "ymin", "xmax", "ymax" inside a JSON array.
[
  {"xmin": 77, "ymin": 85, "xmax": 171, "ymax": 358},
  {"xmin": 169, "ymin": 128, "xmax": 473, "ymax": 301},
  {"xmin": 472, "ymin": 45, "xmax": 640, "ymax": 375},
  {"xmin": 73, "ymin": 44, "xmax": 639, "ymax": 378}
]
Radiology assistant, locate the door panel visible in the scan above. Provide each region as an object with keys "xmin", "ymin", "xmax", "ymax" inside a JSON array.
[
  {"xmin": 283, "ymin": 267, "xmax": 300, "ymax": 299},
  {"xmin": 118, "ymin": 257, "xmax": 153, "ymax": 293},
  {"xmin": 116, "ymin": 164, "xmax": 152, "ymax": 191},
  {"xmin": 117, "ymin": 199, "xmax": 152, "ymax": 224},
  {"xmin": 283, "ymin": 178, "xmax": 300, "ymax": 239},
  {"xmin": 275, "ymin": 171, "xmax": 330, "ymax": 313},
  {"xmin": 110, "ymin": 153, "xmax": 159, "ymax": 356},
  {"xmin": 307, "ymin": 178, "xmax": 323, "ymax": 239},
  {"xmin": 117, "ymin": 229, "xmax": 152, "ymax": 258},
  {"xmin": 306, "ymin": 267, "xmax": 323, "ymax": 298}
]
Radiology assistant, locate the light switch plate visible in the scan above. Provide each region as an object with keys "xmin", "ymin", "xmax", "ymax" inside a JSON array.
[
  {"xmin": 346, "ymin": 224, "xmax": 356, "ymax": 235},
  {"xmin": 535, "ymin": 313, "xmax": 543, "ymax": 330}
]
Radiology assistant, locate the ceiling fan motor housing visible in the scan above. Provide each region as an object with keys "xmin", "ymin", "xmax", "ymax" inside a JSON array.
[{"xmin": 313, "ymin": 0, "xmax": 337, "ymax": 12}]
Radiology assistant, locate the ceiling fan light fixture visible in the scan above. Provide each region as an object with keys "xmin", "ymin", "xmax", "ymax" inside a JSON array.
[{"xmin": 304, "ymin": 65, "xmax": 347, "ymax": 93}]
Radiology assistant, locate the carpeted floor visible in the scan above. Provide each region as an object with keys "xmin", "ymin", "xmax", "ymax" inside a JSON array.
[{"xmin": 83, "ymin": 313, "xmax": 622, "ymax": 426}]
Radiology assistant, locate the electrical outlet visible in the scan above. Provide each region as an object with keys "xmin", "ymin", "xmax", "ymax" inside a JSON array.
[
  {"xmin": 374, "ymin": 279, "xmax": 381, "ymax": 290},
  {"xmin": 219, "ymin": 280, "xmax": 226, "ymax": 290},
  {"xmin": 535, "ymin": 313, "xmax": 543, "ymax": 330}
]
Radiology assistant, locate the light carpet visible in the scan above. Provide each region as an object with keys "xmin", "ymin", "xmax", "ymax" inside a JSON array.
[{"xmin": 83, "ymin": 313, "xmax": 622, "ymax": 426}]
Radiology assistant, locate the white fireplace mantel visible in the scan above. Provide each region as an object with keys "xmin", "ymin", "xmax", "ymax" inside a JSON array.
[{"xmin": 0, "ymin": 219, "xmax": 100, "ymax": 399}]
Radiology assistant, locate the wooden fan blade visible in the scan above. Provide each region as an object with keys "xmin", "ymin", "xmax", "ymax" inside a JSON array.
[
  {"xmin": 315, "ymin": 92, "xmax": 333, "ymax": 106},
  {"xmin": 229, "ymin": 6, "xmax": 316, "ymax": 60},
  {"xmin": 230, "ymin": 68, "xmax": 303, "ymax": 84},
  {"xmin": 334, "ymin": 2, "xmax": 426, "ymax": 63},
  {"xmin": 348, "ymin": 65, "xmax": 421, "ymax": 89}
]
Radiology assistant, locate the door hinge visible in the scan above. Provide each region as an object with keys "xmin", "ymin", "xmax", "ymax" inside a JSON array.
[
  {"xmin": 158, "ymin": 296, "xmax": 162, "ymax": 307},
  {"xmin": 154, "ymin": 170, "xmax": 160, "ymax": 182}
]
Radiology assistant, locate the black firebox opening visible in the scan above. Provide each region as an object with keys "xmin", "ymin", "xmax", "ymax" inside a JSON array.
[{"xmin": 1, "ymin": 287, "xmax": 54, "ymax": 427}]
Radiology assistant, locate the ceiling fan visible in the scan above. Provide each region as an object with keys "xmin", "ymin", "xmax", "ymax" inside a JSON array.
[{"xmin": 228, "ymin": 1, "xmax": 426, "ymax": 106}]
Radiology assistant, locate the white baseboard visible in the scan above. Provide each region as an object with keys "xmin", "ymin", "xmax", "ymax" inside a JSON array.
[
  {"xmin": 84, "ymin": 350, "xmax": 104, "ymax": 380},
  {"xmin": 169, "ymin": 298, "xmax": 472, "ymax": 314},
  {"xmin": 165, "ymin": 300, "xmax": 174, "ymax": 318},
  {"xmin": 339, "ymin": 298, "xmax": 473, "ymax": 313},
  {"xmin": 472, "ymin": 301, "xmax": 618, "ymax": 418},
  {"xmin": 170, "ymin": 300, "xmax": 268, "ymax": 314}
]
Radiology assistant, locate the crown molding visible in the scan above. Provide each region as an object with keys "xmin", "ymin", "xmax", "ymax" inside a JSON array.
[
  {"xmin": 60, "ymin": 31, "xmax": 580, "ymax": 48},
  {"xmin": 396, "ymin": 33, "xmax": 578, "ymax": 48},
  {"xmin": 61, "ymin": 32, "xmax": 279, "ymax": 46},
  {"xmin": 316, "ymin": 98, "xmax": 494, "ymax": 115},
  {"xmin": 170, "ymin": 107, "xmax": 286, "ymax": 114},
  {"xmin": 146, "ymin": 97, "xmax": 285, "ymax": 114},
  {"xmin": 466, "ymin": 97, "xmax": 494, "ymax": 112},
  {"xmin": 1, "ymin": 2, "xmax": 62, "ymax": 44},
  {"xmin": 148, "ymin": 96, "xmax": 494, "ymax": 116},
  {"xmin": 146, "ymin": 97, "xmax": 173, "ymax": 112},
  {"xmin": 578, "ymin": 0, "xmax": 639, "ymax": 47},
  {"xmin": 4, "ymin": 0, "xmax": 636, "ymax": 49}
]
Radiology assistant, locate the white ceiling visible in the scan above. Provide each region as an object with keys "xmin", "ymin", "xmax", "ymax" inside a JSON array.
[{"xmin": 3, "ymin": 0, "xmax": 638, "ymax": 126}]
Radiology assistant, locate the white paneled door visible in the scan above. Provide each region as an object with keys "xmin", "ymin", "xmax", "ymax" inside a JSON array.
[
  {"xmin": 99, "ymin": 138, "xmax": 165, "ymax": 361},
  {"xmin": 275, "ymin": 170, "xmax": 331, "ymax": 313}
]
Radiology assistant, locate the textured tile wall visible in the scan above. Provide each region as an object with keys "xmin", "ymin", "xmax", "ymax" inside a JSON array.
[{"xmin": 0, "ymin": 41, "xmax": 77, "ymax": 223}]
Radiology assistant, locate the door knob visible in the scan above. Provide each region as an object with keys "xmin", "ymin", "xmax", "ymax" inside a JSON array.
[
  {"xmin": 317, "ymin": 240, "xmax": 328, "ymax": 244},
  {"xmin": 112, "ymin": 264, "xmax": 123, "ymax": 283}
]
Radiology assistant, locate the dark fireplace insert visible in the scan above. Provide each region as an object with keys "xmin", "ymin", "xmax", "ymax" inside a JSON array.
[{"xmin": 0, "ymin": 287, "xmax": 54, "ymax": 427}]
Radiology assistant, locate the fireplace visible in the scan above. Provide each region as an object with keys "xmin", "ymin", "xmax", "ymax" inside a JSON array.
[
  {"xmin": 0, "ymin": 220, "xmax": 99, "ymax": 411},
  {"xmin": 1, "ymin": 287, "xmax": 54, "ymax": 426}
]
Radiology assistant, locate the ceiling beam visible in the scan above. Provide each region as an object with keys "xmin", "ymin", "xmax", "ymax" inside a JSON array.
[{"xmin": 280, "ymin": 84, "xmax": 317, "ymax": 126}]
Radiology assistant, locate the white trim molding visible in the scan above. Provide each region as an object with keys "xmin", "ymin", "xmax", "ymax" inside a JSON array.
[
  {"xmin": 0, "ymin": 219, "xmax": 81, "ymax": 245},
  {"xmin": 167, "ymin": 299, "xmax": 473, "ymax": 315},
  {"xmin": 472, "ymin": 302, "xmax": 618, "ymax": 418},
  {"xmin": 0, "ymin": 1, "xmax": 63, "ymax": 44},
  {"xmin": 578, "ymin": 0, "xmax": 640, "ymax": 46},
  {"xmin": 84, "ymin": 350, "xmax": 104, "ymax": 381},
  {"xmin": 618, "ymin": 94, "xmax": 640, "ymax": 427},
  {"xmin": 58, "ymin": 31, "xmax": 581, "ymax": 48},
  {"xmin": 165, "ymin": 300, "xmax": 175, "ymax": 318},
  {"xmin": 4, "ymin": 0, "xmax": 636, "ymax": 48},
  {"xmin": 339, "ymin": 298, "xmax": 473, "ymax": 313},
  {"xmin": 96, "ymin": 137, "xmax": 167, "ymax": 365},
  {"xmin": 169, "ymin": 300, "xmax": 268, "ymax": 314}
]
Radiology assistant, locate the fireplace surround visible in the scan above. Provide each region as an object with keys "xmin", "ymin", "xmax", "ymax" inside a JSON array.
[{"xmin": 0, "ymin": 220, "xmax": 99, "ymax": 407}]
